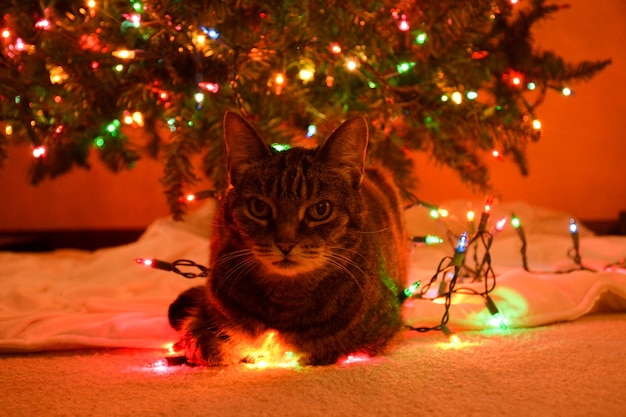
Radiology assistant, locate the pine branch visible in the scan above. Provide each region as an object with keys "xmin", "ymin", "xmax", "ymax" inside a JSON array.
[{"xmin": 0, "ymin": 0, "xmax": 611, "ymax": 216}]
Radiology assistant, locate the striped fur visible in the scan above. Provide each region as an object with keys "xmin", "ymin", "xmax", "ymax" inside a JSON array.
[{"xmin": 168, "ymin": 113, "xmax": 408, "ymax": 366}]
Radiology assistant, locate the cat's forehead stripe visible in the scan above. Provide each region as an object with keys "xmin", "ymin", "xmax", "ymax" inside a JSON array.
[{"xmin": 271, "ymin": 152, "xmax": 313, "ymax": 200}]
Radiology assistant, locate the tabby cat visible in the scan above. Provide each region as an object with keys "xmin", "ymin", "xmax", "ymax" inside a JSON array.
[{"xmin": 168, "ymin": 112, "xmax": 408, "ymax": 366}]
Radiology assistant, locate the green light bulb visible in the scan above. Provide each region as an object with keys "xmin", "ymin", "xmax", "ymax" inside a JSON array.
[
  {"xmin": 403, "ymin": 280, "xmax": 421, "ymax": 298},
  {"xmin": 271, "ymin": 143, "xmax": 291, "ymax": 152},
  {"xmin": 511, "ymin": 216, "xmax": 521, "ymax": 228},
  {"xmin": 425, "ymin": 235, "xmax": 444, "ymax": 245},
  {"xmin": 396, "ymin": 62, "xmax": 415, "ymax": 74}
]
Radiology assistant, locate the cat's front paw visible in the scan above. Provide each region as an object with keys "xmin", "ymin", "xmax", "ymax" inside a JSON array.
[
  {"xmin": 169, "ymin": 286, "xmax": 231, "ymax": 366},
  {"xmin": 174, "ymin": 330, "xmax": 225, "ymax": 367}
]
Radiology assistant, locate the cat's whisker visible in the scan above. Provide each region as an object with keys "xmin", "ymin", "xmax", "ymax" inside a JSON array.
[
  {"xmin": 322, "ymin": 252, "xmax": 366, "ymax": 291},
  {"xmin": 210, "ymin": 248, "xmax": 254, "ymax": 267},
  {"xmin": 354, "ymin": 227, "xmax": 391, "ymax": 235},
  {"xmin": 326, "ymin": 245, "xmax": 369, "ymax": 265},
  {"xmin": 209, "ymin": 249, "xmax": 259, "ymax": 294},
  {"xmin": 219, "ymin": 259, "xmax": 258, "ymax": 295},
  {"xmin": 224, "ymin": 258, "xmax": 259, "ymax": 297}
]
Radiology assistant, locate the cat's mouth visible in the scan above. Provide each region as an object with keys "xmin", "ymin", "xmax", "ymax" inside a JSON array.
[
  {"xmin": 271, "ymin": 259, "xmax": 299, "ymax": 268},
  {"xmin": 261, "ymin": 253, "xmax": 325, "ymax": 277},
  {"xmin": 266, "ymin": 258, "xmax": 314, "ymax": 277}
]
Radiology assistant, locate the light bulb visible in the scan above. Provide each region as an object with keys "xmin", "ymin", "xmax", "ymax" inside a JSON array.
[
  {"xmin": 415, "ymin": 32, "xmax": 427, "ymax": 45},
  {"xmin": 511, "ymin": 215, "xmax": 521, "ymax": 229},
  {"xmin": 35, "ymin": 19, "xmax": 51, "ymax": 30},
  {"xmin": 399, "ymin": 280, "xmax": 421, "ymax": 302},
  {"xmin": 410, "ymin": 235, "xmax": 444, "ymax": 245},
  {"xmin": 441, "ymin": 324, "xmax": 461, "ymax": 345},
  {"xmin": 532, "ymin": 119, "xmax": 542, "ymax": 130},
  {"xmin": 456, "ymin": 232, "xmax": 468, "ymax": 253},
  {"xmin": 198, "ymin": 82, "xmax": 219, "ymax": 93},
  {"xmin": 298, "ymin": 68, "xmax": 315, "ymax": 82},
  {"xmin": 112, "ymin": 49, "xmax": 136, "ymax": 59},
  {"xmin": 486, "ymin": 296, "xmax": 507, "ymax": 330},
  {"xmin": 274, "ymin": 73, "xmax": 285, "ymax": 85},
  {"xmin": 345, "ymin": 58, "xmax": 358, "ymax": 71},
  {"xmin": 32, "ymin": 146, "xmax": 46, "ymax": 158},
  {"xmin": 201, "ymin": 27, "xmax": 220, "ymax": 40}
]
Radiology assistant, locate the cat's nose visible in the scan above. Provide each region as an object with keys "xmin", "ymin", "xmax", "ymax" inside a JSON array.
[{"xmin": 275, "ymin": 241, "xmax": 296, "ymax": 256}]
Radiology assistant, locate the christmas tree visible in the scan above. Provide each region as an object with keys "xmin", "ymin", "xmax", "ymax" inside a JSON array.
[{"xmin": 0, "ymin": 0, "xmax": 610, "ymax": 219}]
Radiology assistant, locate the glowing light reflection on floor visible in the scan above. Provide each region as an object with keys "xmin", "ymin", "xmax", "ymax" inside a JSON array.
[
  {"xmin": 434, "ymin": 339, "xmax": 482, "ymax": 350},
  {"xmin": 241, "ymin": 331, "xmax": 302, "ymax": 370},
  {"xmin": 340, "ymin": 353, "xmax": 371, "ymax": 365}
]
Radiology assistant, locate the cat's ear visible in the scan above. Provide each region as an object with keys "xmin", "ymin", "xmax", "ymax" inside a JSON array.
[
  {"xmin": 223, "ymin": 112, "xmax": 272, "ymax": 186},
  {"xmin": 317, "ymin": 115, "xmax": 368, "ymax": 188}
]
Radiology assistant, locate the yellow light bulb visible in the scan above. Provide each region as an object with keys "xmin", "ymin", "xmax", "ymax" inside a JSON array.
[
  {"xmin": 298, "ymin": 68, "xmax": 314, "ymax": 82},
  {"xmin": 345, "ymin": 58, "xmax": 358, "ymax": 71},
  {"xmin": 532, "ymin": 119, "xmax": 542, "ymax": 130},
  {"xmin": 132, "ymin": 111, "xmax": 144, "ymax": 126},
  {"xmin": 112, "ymin": 49, "xmax": 136, "ymax": 59}
]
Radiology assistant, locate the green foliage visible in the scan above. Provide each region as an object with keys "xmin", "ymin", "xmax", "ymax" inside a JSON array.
[{"xmin": 0, "ymin": 0, "xmax": 611, "ymax": 218}]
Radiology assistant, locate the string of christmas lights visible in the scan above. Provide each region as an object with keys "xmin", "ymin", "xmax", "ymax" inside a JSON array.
[{"xmin": 137, "ymin": 191, "xmax": 625, "ymax": 354}]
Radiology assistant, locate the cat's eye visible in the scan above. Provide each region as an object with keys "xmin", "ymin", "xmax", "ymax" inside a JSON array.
[
  {"xmin": 248, "ymin": 198, "xmax": 272, "ymax": 219},
  {"xmin": 306, "ymin": 201, "xmax": 332, "ymax": 222}
]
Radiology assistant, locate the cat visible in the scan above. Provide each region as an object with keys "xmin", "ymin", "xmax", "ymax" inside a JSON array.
[{"xmin": 168, "ymin": 112, "xmax": 409, "ymax": 366}]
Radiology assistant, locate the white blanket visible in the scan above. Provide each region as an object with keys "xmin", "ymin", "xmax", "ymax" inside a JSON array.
[{"xmin": 1, "ymin": 200, "xmax": 625, "ymax": 352}]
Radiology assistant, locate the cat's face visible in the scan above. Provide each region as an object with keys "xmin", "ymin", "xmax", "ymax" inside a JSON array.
[
  {"xmin": 228, "ymin": 150, "xmax": 358, "ymax": 277},
  {"xmin": 222, "ymin": 112, "xmax": 369, "ymax": 278}
]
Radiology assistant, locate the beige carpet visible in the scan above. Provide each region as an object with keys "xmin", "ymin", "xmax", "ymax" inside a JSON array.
[
  {"xmin": 2, "ymin": 201, "xmax": 626, "ymax": 416},
  {"xmin": 2, "ymin": 312, "xmax": 625, "ymax": 417}
]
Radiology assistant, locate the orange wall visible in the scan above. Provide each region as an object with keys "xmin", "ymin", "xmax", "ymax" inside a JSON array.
[
  {"xmin": 0, "ymin": 146, "xmax": 172, "ymax": 230},
  {"xmin": 1, "ymin": 0, "xmax": 625, "ymax": 231},
  {"xmin": 396, "ymin": 0, "xmax": 626, "ymax": 221}
]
